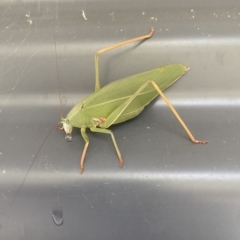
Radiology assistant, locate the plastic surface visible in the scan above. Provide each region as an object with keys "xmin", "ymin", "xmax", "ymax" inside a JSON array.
[{"xmin": 1, "ymin": 0, "xmax": 240, "ymax": 239}]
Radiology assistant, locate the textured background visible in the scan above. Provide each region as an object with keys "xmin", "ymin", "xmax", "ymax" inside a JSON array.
[{"xmin": 1, "ymin": 0, "xmax": 240, "ymax": 239}]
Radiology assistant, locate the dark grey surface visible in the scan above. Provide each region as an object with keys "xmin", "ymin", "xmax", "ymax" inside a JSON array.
[{"xmin": 1, "ymin": 0, "xmax": 240, "ymax": 239}]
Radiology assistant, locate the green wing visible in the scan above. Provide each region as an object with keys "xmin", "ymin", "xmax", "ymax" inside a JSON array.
[{"xmin": 81, "ymin": 64, "xmax": 188, "ymax": 123}]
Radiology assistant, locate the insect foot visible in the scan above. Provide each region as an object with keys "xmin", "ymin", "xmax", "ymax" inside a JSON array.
[
  {"xmin": 80, "ymin": 167, "xmax": 84, "ymax": 174},
  {"xmin": 193, "ymin": 139, "xmax": 208, "ymax": 144},
  {"xmin": 118, "ymin": 155, "xmax": 124, "ymax": 168}
]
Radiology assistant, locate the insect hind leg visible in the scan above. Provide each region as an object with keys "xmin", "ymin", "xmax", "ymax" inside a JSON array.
[
  {"xmin": 94, "ymin": 28, "xmax": 154, "ymax": 92},
  {"xmin": 148, "ymin": 81, "xmax": 208, "ymax": 144},
  {"xmin": 100, "ymin": 80, "xmax": 208, "ymax": 144}
]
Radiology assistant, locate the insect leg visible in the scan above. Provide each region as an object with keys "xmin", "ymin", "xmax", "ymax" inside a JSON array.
[
  {"xmin": 90, "ymin": 127, "xmax": 124, "ymax": 168},
  {"xmin": 148, "ymin": 81, "xmax": 208, "ymax": 144},
  {"xmin": 80, "ymin": 128, "xmax": 89, "ymax": 173},
  {"xmin": 100, "ymin": 81, "xmax": 208, "ymax": 144},
  {"xmin": 94, "ymin": 27, "xmax": 154, "ymax": 92}
]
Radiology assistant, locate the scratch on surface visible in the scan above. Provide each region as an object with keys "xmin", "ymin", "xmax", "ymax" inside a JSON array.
[
  {"xmin": 73, "ymin": 184, "xmax": 93, "ymax": 208},
  {"xmin": 0, "ymin": 50, "xmax": 38, "ymax": 113},
  {"xmin": 83, "ymin": 194, "xmax": 93, "ymax": 208},
  {"xmin": 20, "ymin": 50, "xmax": 38, "ymax": 76},
  {"xmin": 0, "ymin": 65, "xmax": 14, "ymax": 78},
  {"xmin": 43, "ymin": 156, "xmax": 58, "ymax": 172},
  {"xmin": 109, "ymin": 12, "xmax": 115, "ymax": 21},
  {"xmin": 0, "ymin": 192, "xmax": 7, "ymax": 200},
  {"xmin": 55, "ymin": 0, "xmax": 59, "ymax": 27},
  {"xmin": 4, "ymin": 26, "xmax": 32, "ymax": 60},
  {"xmin": 37, "ymin": 0, "xmax": 40, "ymax": 14},
  {"xmin": 82, "ymin": 10, "xmax": 87, "ymax": 20},
  {"xmin": 0, "ymin": 7, "xmax": 33, "ymax": 106}
]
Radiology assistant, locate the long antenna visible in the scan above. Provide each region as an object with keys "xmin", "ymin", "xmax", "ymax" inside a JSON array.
[
  {"xmin": 53, "ymin": 31, "xmax": 63, "ymax": 119},
  {"xmin": 11, "ymin": 124, "xmax": 57, "ymax": 207},
  {"xmin": 11, "ymin": 32, "xmax": 64, "ymax": 206}
]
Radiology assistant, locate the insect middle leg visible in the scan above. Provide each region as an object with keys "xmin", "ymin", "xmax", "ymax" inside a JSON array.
[{"xmin": 90, "ymin": 127, "xmax": 124, "ymax": 167}]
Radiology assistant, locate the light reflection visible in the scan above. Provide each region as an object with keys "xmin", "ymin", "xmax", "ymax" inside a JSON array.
[
  {"xmin": 6, "ymin": 170, "xmax": 240, "ymax": 184},
  {"xmin": 1, "ymin": 37, "xmax": 240, "ymax": 56},
  {"xmin": 1, "ymin": 93, "xmax": 240, "ymax": 107}
]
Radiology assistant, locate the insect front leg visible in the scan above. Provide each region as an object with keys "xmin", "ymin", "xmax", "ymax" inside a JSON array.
[
  {"xmin": 90, "ymin": 127, "xmax": 124, "ymax": 168},
  {"xmin": 80, "ymin": 128, "xmax": 89, "ymax": 173}
]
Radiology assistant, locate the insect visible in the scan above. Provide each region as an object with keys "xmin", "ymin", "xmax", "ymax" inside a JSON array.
[{"xmin": 58, "ymin": 27, "xmax": 208, "ymax": 173}]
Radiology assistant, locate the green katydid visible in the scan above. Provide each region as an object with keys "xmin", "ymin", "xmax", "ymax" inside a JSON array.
[{"xmin": 58, "ymin": 27, "xmax": 208, "ymax": 173}]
